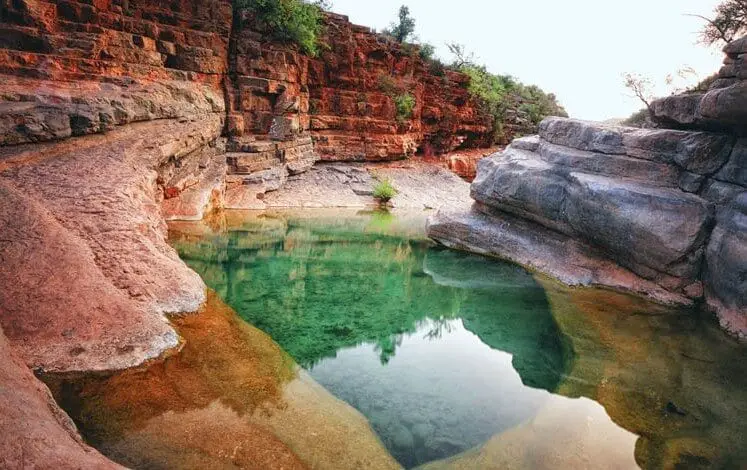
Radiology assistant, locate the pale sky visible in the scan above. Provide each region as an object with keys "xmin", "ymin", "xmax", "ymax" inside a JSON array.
[{"xmin": 329, "ymin": 0, "xmax": 725, "ymax": 121}]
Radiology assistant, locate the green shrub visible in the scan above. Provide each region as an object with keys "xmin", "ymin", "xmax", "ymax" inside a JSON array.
[
  {"xmin": 377, "ymin": 75, "xmax": 416, "ymax": 123},
  {"xmin": 687, "ymin": 73, "xmax": 719, "ymax": 93},
  {"xmin": 378, "ymin": 74, "xmax": 399, "ymax": 94},
  {"xmin": 373, "ymin": 179, "xmax": 398, "ymax": 202},
  {"xmin": 234, "ymin": 0, "xmax": 325, "ymax": 57},
  {"xmin": 623, "ymin": 108, "xmax": 653, "ymax": 128},
  {"xmin": 418, "ymin": 43, "xmax": 436, "ymax": 61},
  {"xmin": 394, "ymin": 92, "xmax": 416, "ymax": 122},
  {"xmin": 458, "ymin": 63, "xmax": 567, "ymax": 143}
]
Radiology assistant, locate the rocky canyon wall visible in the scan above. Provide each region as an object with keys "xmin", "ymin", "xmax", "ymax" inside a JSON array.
[
  {"xmin": 226, "ymin": 11, "xmax": 492, "ymax": 160},
  {"xmin": 0, "ymin": 0, "xmax": 233, "ymax": 465},
  {"xmin": 428, "ymin": 37, "xmax": 747, "ymax": 340},
  {"xmin": 222, "ymin": 10, "xmax": 493, "ymax": 204}
]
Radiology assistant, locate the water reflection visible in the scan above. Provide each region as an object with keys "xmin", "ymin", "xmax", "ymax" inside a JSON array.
[
  {"xmin": 43, "ymin": 210, "xmax": 747, "ymax": 470},
  {"xmin": 172, "ymin": 210, "xmax": 567, "ymax": 381},
  {"xmin": 169, "ymin": 209, "xmax": 747, "ymax": 470}
]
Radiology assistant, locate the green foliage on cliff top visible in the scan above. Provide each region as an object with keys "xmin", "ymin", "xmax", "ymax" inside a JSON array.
[
  {"xmin": 383, "ymin": 5, "xmax": 417, "ymax": 43},
  {"xmin": 458, "ymin": 61, "xmax": 567, "ymax": 144},
  {"xmin": 234, "ymin": 0, "xmax": 326, "ymax": 56}
]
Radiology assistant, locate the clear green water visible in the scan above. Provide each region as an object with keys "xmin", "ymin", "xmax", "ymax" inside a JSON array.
[{"xmin": 168, "ymin": 210, "xmax": 747, "ymax": 469}]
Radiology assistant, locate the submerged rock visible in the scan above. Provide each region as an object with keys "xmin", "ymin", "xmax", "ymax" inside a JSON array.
[{"xmin": 43, "ymin": 292, "xmax": 401, "ymax": 470}]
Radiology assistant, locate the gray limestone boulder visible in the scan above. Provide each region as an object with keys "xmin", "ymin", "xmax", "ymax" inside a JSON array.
[
  {"xmin": 714, "ymin": 138, "xmax": 747, "ymax": 187},
  {"xmin": 539, "ymin": 117, "xmax": 734, "ymax": 174},
  {"xmin": 471, "ymin": 146, "xmax": 712, "ymax": 284}
]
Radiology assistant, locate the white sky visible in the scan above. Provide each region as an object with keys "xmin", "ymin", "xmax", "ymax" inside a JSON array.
[{"xmin": 329, "ymin": 0, "xmax": 725, "ymax": 121}]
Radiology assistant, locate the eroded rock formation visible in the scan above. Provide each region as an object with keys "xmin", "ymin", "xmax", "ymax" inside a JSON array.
[
  {"xmin": 428, "ymin": 38, "xmax": 747, "ymax": 339},
  {"xmin": 0, "ymin": 0, "xmax": 494, "ymax": 466},
  {"xmin": 221, "ymin": 10, "xmax": 493, "ymax": 204}
]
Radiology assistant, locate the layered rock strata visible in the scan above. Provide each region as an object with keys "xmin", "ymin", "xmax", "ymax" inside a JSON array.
[
  {"xmin": 428, "ymin": 114, "xmax": 746, "ymax": 337},
  {"xmin": 225, "ymin": 11, "xmax": 492, "ymax": 162},
  {"xmin": 306, "ymin": 14, "xmax": 492, "ymax": 160},
  {"xmin": 653, "ymin": 36, "xmax": 747, "ymax": 135},
  {"xmin": 0, "ymin": 1, "xmax": 493, "ymax": 466}
]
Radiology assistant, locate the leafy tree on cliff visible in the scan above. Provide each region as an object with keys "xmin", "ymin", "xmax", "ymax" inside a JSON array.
[
  {"xmin": 384, "ymin": 6, "xmax": 417, "ymax": 43},
  {"xmin": 234, "ymin": 0, "xmax": 328, "ymax": 56},
  {"xmin": 447, "ymin": 46, "xmax": 567, "ymax": 143},
  {"xmin": 691, "ymin": 0, "xmax": 747, "ymax": 45}
]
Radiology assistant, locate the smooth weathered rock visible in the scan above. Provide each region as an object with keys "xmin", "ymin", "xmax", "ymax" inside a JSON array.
[
  {"xmin": 431, "ymin": 114, "xmax": 746, "ymax": 337},
  {"xmin": 705, "ymin": 193, "xmax": 747, "ymax": 339},
  {"xmin": 0, "ymin": 77, "xmax": 224, "ymax": 146},
  {"xmin": 161, "ymin": 150, "xmax": 227, "ymax": 222},
  {"xmin": 0, "ymin": 329, "xmax": 124, "ymax": 470},
  {"xmin": 0, "ymin": 118, "xmax": 223, "ymax": 372},
  {"xmin": 470, "ymin": 146, "xmax": 712, "ymax": 286},
  {"xmin": 699, "ymin": 81, "xmax": 747, "ymax": 133},
  {"xmin": 426, "ymin": 208, "xmax": 689, "ymax": 305},
  {"xmin": 714, "ymin": 137, "xmax": 747, "ymax": 186},
  {"xmin": 539, "ymin": 117, "xmax": 734, "ymax": 174},
  {"xmin": 650, "ymin": 93, "xmax": 704, "ymax": 128},
  {"xmin": 537, "ymin": 142, "xmax": 681, "ymax": 186},
  {"xmin": 678, "ymin": 171, "xmax": 706, "ymax": 193},
  {"xmin": 724, "ymin": 36, "xmax": 747, "ymax": 56},
  {"xmin": 701, "ymin": 179, "xmax": 745, "ymax": 206},
  {"xmin": 511, "ymin": 135, "xmax": 540, "ymax": 152}
]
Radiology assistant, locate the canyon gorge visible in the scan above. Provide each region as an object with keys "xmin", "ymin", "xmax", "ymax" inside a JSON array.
[{"xmin": 0, "ymin": 0, "xmax": 745, "ymax": 469}]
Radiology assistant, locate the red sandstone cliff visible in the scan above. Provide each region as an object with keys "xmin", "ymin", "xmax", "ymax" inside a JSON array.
[
  {"xmin": 0, "ymin": 2, "xmax": 493, "ymax": 466},
  {"xmin": 226, "ymin": 11, "xmax": 492, "ymax": 160}
]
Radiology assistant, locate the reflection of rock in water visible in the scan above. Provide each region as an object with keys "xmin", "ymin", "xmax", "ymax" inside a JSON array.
[
  {"xmin": 540, "ymin": 282, "xmax": 747, "ymax": 470},
  {"xmin": 417, "ymin": 396, "xmax": 639, "ymax": 470},
  {"xmin": 421, "ymin": 280, "xmax": 747, "ymax": 470},
  {"xmin": 168, "ymin": 211, "xmax": 747, "ymax": 469},
  {"xmin": 43, "ymin": 292, "xmax": 400, "ymax": 470},
  {"xmin": 172, "ymin": 215, "xmax": 570, "ymax": 387},
  {"xmin": 424, "ymin": 248, "xmax": 571, "ymax": 393}
]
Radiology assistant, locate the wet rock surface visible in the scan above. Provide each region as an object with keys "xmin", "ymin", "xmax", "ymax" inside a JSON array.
[
  {"xmin": 43, "ymin": 292, "xmax": 400, "ymax": 470},
  {"xmin": 0, "ymin": 330, "xmax": 123, "ymax": 469}
]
